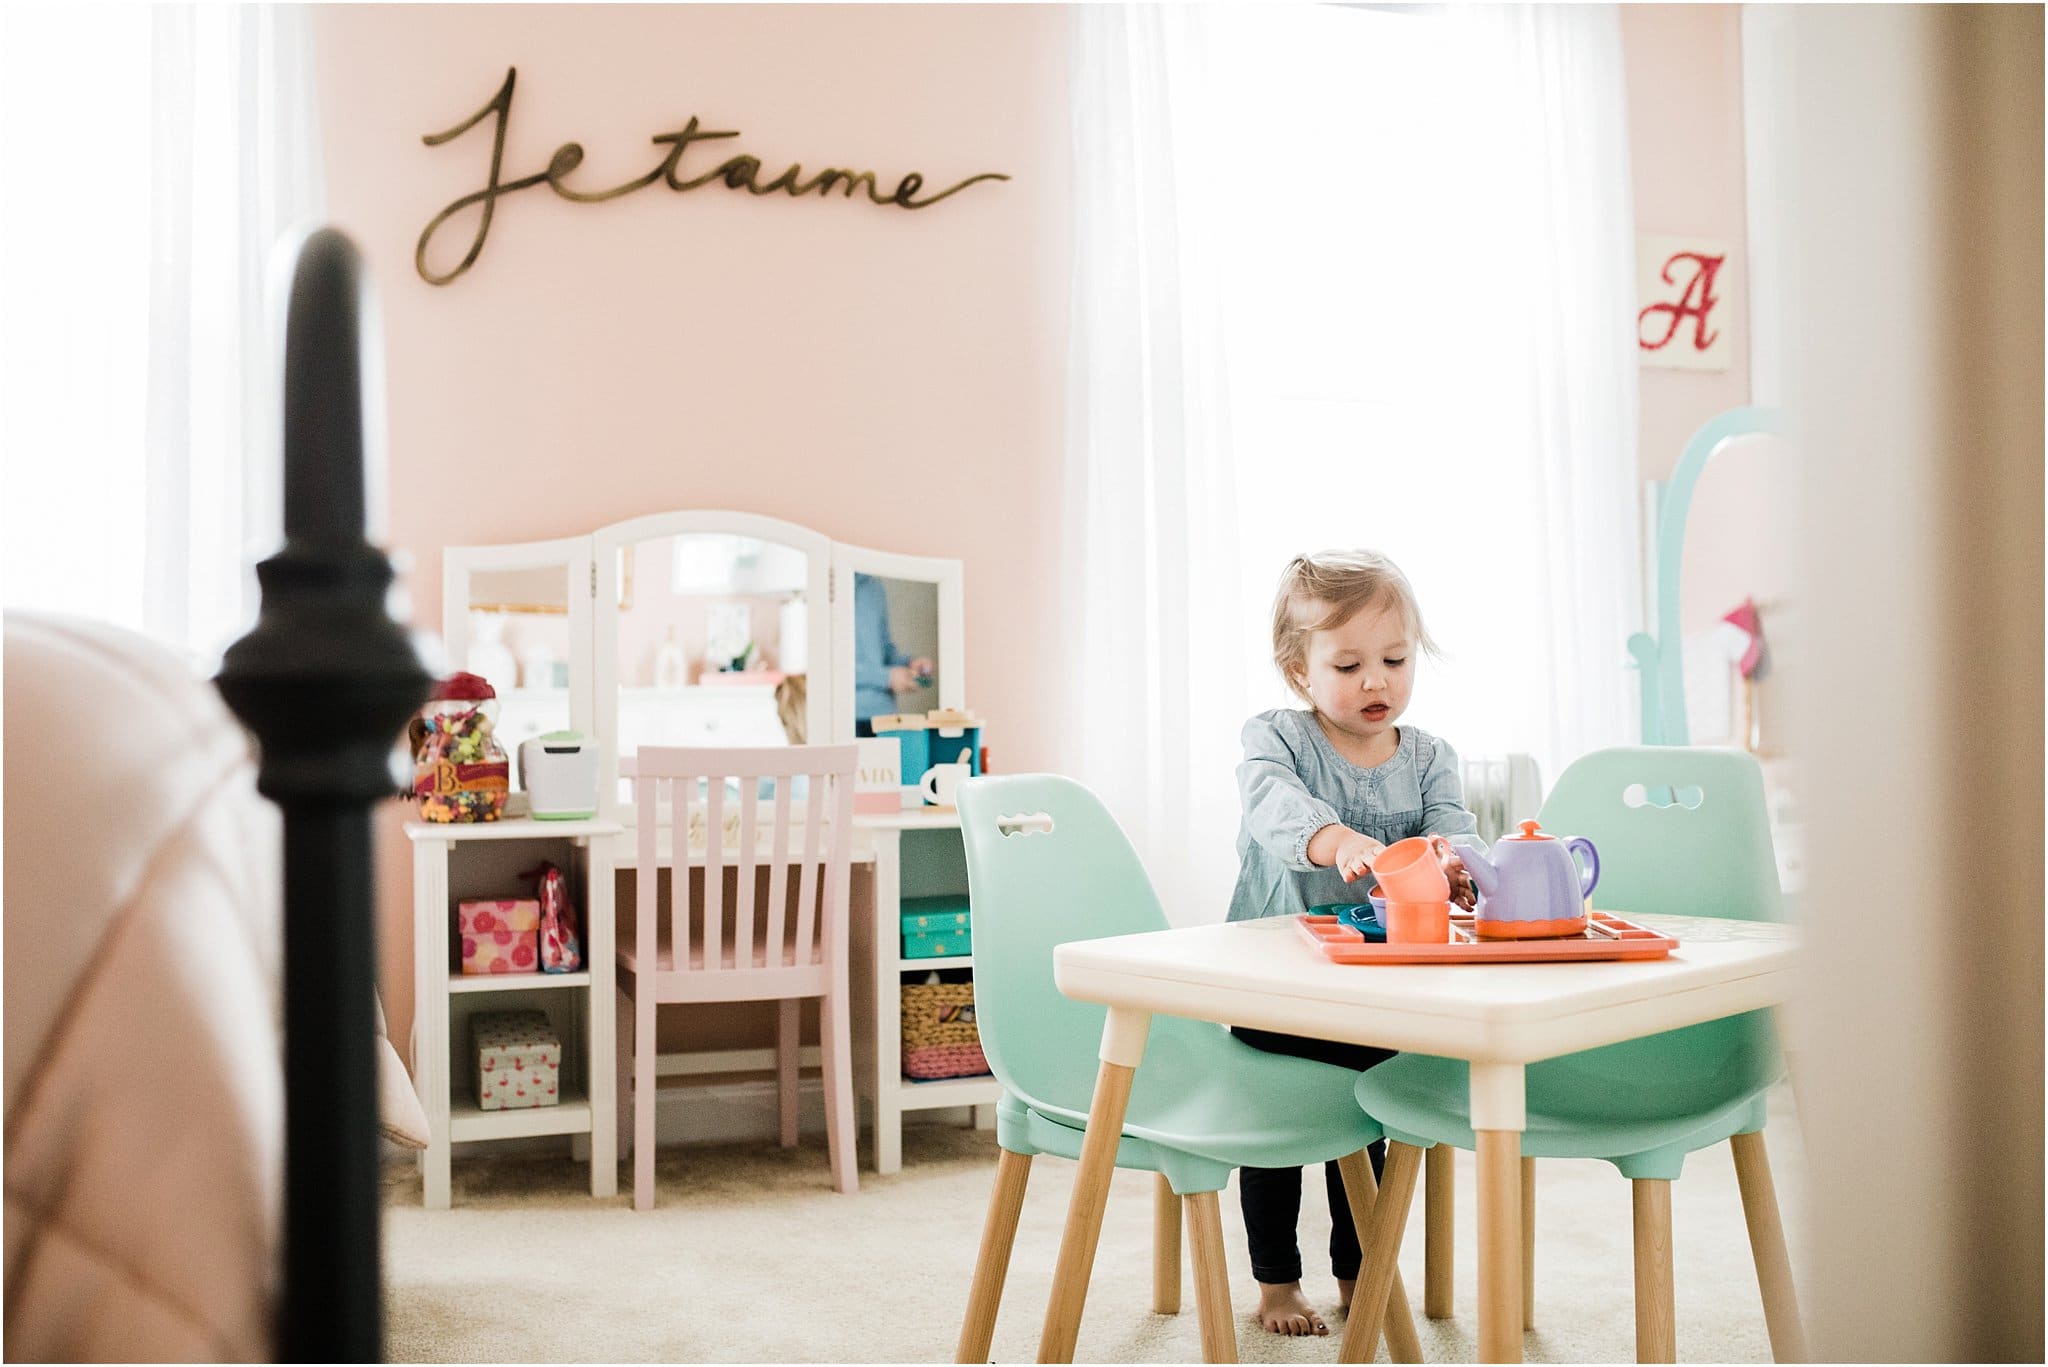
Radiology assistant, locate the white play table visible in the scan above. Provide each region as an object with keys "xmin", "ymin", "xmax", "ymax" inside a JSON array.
[{"xmin": 1041, "ymin": 911, "xmax": 1800, "ymax": 1363}]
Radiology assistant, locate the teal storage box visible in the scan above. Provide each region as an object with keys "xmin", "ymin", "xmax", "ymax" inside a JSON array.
[{"xmin": 901, "ymin": 895, "xmax": 972, "ymax": 959}]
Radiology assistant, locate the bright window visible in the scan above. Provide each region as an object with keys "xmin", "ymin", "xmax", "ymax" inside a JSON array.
[{"xmin": 1207, "ymin": 5, "xmax": 1638, "ymax": 774}]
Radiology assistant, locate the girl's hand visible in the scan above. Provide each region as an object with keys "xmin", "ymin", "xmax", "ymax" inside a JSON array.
[
  {"xmin": 1334, "ymin": 830, "xmax": 1386, "ymax": 883},
  {"xmin": 1306, "ymin": 825, "xmax": 1385, "ymax": 881},
  {"xmin": 1446, "ymin": 861, "xmax": 1477, "ymax": 910},
  {"xmin": 1439, "ymin": 847, "xmax": 1478, "ymax": 910}
]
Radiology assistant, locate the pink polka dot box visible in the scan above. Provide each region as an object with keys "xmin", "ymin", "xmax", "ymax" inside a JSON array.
[
  {"xmin": 472, "ymin": 1009, "xmax": 562, "ymax": 1112},
  {"xmin": 457, "ymin": 898, "xmax": 541, "ymax": 975}
]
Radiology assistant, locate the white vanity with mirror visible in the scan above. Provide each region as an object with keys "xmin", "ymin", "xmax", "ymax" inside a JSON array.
[{"xmin": 410, "ymin": 510, "xmax": 993, "ymax": 1204}]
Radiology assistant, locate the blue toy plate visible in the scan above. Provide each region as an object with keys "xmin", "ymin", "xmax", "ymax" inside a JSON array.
[{"xmin": 1316, "ymin": 903, "xmax": 1387, "ymax": 941}]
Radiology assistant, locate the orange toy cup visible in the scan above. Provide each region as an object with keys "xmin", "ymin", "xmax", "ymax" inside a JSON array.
[
  {"xmin": 1371, "ymin": 836, "xmax": 1452, "ymax": 902},
  {"xmin": 1384, "ymin": 900, "xmax": 1452, "ymax": 945}
]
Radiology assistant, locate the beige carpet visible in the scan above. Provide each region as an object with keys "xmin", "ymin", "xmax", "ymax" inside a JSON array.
[{"xmin": 385, "ymin": 1086, "xmax": 1804, "ymax": 1363}]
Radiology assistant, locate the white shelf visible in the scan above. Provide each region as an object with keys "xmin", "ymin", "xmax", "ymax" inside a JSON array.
[
  {"xmin": 895, "ymin": 1075, "xmax": 1003, "ymax": 1110},
  {"xmin": 407, "ymin": 816, "xmax": 621, "ymax": 843},
  {"xmin": 853, "ymin": 808, "xmax": 965, "ymax": 832},
  {"xmin": 900, "ymin": 954, "xmax": 973, "ymax": 971},
  {"xmin": 449, "ymin": 1095, "xmax": 593, "ymax": 1142},
  {"xmin": 414, "ymin": 826, "xmax": 617, "ymax": 1208},
  {"xmin": 448, "ymin": 971, "xmax": 592, "ymax": 994}
]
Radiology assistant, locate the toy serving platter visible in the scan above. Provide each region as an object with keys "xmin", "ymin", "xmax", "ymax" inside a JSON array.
[{"xmin": 1296, "ymin": 910, "xmax": 1679, "ymax": 965}]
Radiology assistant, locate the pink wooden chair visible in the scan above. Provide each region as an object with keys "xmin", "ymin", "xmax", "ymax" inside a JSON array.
[{"xmin": 616, "ymin": 744, "xmax": 860, "ymax": 1210}]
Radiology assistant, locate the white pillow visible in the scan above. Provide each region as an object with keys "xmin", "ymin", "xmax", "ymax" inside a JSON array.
[{"xmin": 374, "ymin": 991, "xmax": 430, "ymax": 1149}]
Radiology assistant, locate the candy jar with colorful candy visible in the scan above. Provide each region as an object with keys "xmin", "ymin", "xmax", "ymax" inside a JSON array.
[{"xmin": 411, "ymin": 672, "xmax": 511, "ymax": 822}]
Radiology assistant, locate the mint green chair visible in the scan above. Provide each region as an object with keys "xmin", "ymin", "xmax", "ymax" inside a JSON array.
[
  {"xmin": 953, "ymin": 774, "xmax": 1421, "ymax": 1364},
  {"xmin": 1356, "ymin": 747, "xmax": 1806, "ymax": 1362}
]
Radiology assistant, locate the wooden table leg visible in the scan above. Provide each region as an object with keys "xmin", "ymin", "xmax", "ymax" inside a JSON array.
[
  {"xmin": 1036, "ymin": 1007, "xmax": 1151, "ymax": 1364},
  {"xmin": 1337, "ymin": 1142, "xmax": 1424, "ymax": 1364},
  {"xmin": 1425, "ymin": 1143, "xmax": 1454, "ymax": 1319},
  {"xmin": 1471, "ymin": 1062, "xmax": 1527, "ymax": 1363}
]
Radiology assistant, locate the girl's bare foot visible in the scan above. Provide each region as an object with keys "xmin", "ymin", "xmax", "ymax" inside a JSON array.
[
  {"xmin": 1337, "ymin": 1276, "xmax": 1357, "ymax": 1316},
  {"xmin": 1256, "ymin": 1281, "xmax": 1329, "ymax": 1336}
]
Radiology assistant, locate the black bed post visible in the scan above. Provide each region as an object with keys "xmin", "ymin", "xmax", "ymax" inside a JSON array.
[{"xmin": 217, "ymin": 228, "xmax": 431, "ymax": 1362}]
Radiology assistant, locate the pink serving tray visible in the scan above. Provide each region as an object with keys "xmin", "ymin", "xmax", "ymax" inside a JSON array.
[{"xmin": 1296, "ymin": 910, "xmax": 1678, "ymax": 965}]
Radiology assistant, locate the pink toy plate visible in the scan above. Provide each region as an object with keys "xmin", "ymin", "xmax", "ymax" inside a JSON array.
[{"xmin": 1296, "ymin": 910, "xmax": 1678, "ymax": 965}]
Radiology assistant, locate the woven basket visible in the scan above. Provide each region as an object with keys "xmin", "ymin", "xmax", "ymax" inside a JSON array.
[
  {"xmin": 901, "ymin": 981, "xmax": 989, "ymax": 1079},
  {"xmin": 904, "ymin": 1042, "xmax": 990, "ymax": 1080}
]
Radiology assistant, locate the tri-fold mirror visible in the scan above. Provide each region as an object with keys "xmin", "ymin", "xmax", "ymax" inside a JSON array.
[{"xmin": 443, "ymin": 511, "xmax": 964, "ymax": 816}]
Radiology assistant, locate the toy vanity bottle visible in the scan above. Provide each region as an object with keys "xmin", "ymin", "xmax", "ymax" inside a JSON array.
[{"xmin": 411, "ymin": 671, "xmax": 511, "ymax": 822}]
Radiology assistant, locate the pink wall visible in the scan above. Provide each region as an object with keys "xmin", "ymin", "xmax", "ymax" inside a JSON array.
[
  {"xmin": 1620, "ymin": 4, "xmax": 1752, "ymax": 483},
  {"xmin": 326, "ymin": 3, "xmax": 1761, "ymax": 1063},
  {"xmin": 314, "ymin": 4, "xmax": 1071, "ymax": 1054},
  {"xmin": 1620, "ymin": 6, "xmax": 1796, "ymax": 759}
]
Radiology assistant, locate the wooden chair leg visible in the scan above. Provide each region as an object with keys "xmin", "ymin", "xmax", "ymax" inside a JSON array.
[
  {"xmin": 633, "ymin": 994, "xmax": 657, "ymax": 1212},
  {"xmin": 1184, "ymin": 1190, "xmax": 1238, "ymax": 1363},
  {"xmin": 1153, "ymin": 1173, "xmax": 1182, "ymax": 1314},
  {"xmin": 1337, "ymin": 1142, "xmax": 1424, "ymax": 1365},
  {"xmin": 1425, "ymin": 1142, "xmax": 1454, "ymax": 1319},
  {"xmin": 1731, "ymin": 1131, "xmax": 1809, "ymax": 1362},
  {"xmin": 821, "ymin": 987, "xmax": 857, "ymax": 1194},
  {"xmin": 1632, "ymin": 1179, "xmax": 1675, "ymax": 1363},
  {"xmin": 777, "ymin": 998, "xmax": 801, "ymax": 1149},
  {"xmin": 956, "ymin": 1148, "xmax": 1033, "ymax": 1363},
  {"xmin": 1523, "ymin": 1156, "xmax": 1536, "ymax": 1329}
]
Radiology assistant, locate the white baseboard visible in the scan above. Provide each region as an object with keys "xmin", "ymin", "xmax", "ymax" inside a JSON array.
[{"xmin": 399, "ymin": 1046, "xmax": 982, "ymax": 1163}]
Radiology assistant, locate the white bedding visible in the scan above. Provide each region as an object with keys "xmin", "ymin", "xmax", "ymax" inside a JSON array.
[{"xmin": 2, "ymin": 612, "xmax": 425, "ymax": 1361}]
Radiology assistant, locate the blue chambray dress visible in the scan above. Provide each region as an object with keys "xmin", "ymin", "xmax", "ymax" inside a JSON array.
[{"xmin": 1227, "ymin": 709, "xmax": 1479, "ymax": 923}]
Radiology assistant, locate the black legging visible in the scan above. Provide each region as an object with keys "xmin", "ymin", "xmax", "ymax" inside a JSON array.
[{"xmin": 1232, "ymin": 1026, "xmax": 1395, "ymax": 1284}]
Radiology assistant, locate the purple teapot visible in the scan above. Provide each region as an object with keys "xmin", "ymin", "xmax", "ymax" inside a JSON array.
[{"xmin": 1452, "ymin": 820, "xmax": 1600, "ymax": 940}]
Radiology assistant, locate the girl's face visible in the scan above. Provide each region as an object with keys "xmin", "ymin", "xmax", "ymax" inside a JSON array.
[{"xmin": 1295, "ymin": 600, "xmax": 1415, "ymax": 747}]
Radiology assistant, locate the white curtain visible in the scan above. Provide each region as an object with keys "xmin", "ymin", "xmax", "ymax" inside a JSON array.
[
  {"xmin": 1, "ymin": 3, "xmax": 324, "ymax": 668},
  {"xmin": 1059, "ymin": 4, "xmax": 1641, "ymax": 923},
  {"xmin": 1060, "ymin": 6, "xmax": 1252, "ymax": 925}
]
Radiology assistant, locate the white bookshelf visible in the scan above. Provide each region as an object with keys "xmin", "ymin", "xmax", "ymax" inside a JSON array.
[{"xmin": 407, "ymin": 817, "xmax": 620, "ymax": 1208}]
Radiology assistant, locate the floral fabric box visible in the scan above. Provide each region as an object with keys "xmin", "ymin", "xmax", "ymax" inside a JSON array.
[
  {"xmin": 458, "ymin": 898, "xmax": 540, "ymax": 974},
  {"xmin": 472, "ymin": 1009, "xmax": 562, "ymax": 1111}
]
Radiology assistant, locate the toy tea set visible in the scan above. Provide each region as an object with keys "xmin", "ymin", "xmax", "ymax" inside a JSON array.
[{"xmin": 1298, "ymin": 820, "xmax": 1678, "ymax": 965}]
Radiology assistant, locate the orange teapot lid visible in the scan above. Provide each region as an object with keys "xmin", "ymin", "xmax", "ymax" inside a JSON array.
[{"xmin": 1506, "ymin": 819, "xmax": 1554, "ymax": 841}]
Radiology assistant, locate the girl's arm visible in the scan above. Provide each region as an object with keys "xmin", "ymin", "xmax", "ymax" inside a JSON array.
[{"xmin": 1238, "ymin": 715, "xmax": 1347, "ymax": 872}]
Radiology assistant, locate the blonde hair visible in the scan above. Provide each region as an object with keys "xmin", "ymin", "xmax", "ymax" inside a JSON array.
[
  {"xmin": 774, "ymin": 674, "xmax": 808, "ymax": 745},
  {"xmin": 1270, "ymin": 550, "xmax": 1438, "ymax": 702}
]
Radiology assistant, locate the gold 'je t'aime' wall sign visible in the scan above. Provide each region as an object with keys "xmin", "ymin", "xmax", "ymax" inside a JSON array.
[{"xmin": 416, "ymin": 67, "xmax": 1011, "ymax": 286}]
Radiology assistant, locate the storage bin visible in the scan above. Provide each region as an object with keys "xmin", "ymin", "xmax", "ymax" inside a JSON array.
[
  {"xmin": 900, "ymin": 979, "xmax": 990, "ymax": 1080},
  {"xmin": 458, "ymin": 898, "xmax": 540, "ymax": 974},
  {"xmin": 901, "ymin": 894, "xmax": 971, "ymax": 960},
  {"xmin": 472, "ymin": 1009, "xmax": 562, "ymax": 1110}
]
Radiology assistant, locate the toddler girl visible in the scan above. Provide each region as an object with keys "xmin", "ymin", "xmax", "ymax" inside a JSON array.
[{"xmin": 1229, "ymin": 549, "xmax": 1478, "ymax": 1336}]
